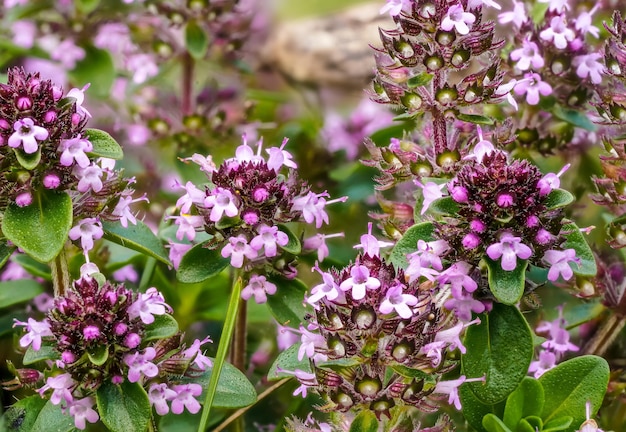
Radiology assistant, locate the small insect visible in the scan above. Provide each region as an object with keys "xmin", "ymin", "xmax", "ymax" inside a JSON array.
[{"xmin": 7, "ymin": 407, "xmax": 26, "ymax": 431}]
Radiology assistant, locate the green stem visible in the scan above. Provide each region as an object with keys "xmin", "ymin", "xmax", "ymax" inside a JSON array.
[
  {"xmin": 50, "ymin": 247, "xmax": 70, "ymax": 297},
  {"xmin": 138, "ymin": 257, "xmax": 157, "ymax": 291},
  {"xmin": 231, "ymin": 298, "xmax": 247, "ymax": 372},
  {"xmin": 197, "ymin": 271, "xmax": 242, "ymax": 432}
]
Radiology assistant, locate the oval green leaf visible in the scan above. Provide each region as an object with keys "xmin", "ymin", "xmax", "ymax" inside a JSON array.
[
  {"xmin": 96, "ymin": 381, "xmax": 151, "ymax": 432},
  {"xmin": 11, "ymin": 255, "xmax": 51, "ymax": 280},
  {"xmin": 503, "ymin": 377, "xmax": 544, "ymax": 430},
  {"xmin": 544, "ymin": 189, "xmax": 574, "ymax": 210},
  {"xmin": 482, "ymin": 413, "xmax": 513, "ymax": 432},
  {"xmin": 350, "ymin": 410, "xmax": 378, "ymax": 432},
  {"xmin": 539, "ymin": 355, "xmax": 609, "ymax": 432},
  {"xmin": 462, "ymin": 303, "xmax": 534, "ymax": 405},
  {"xmin": 88, "ymin": 344, "xmax": 109, "ymax": 366},
  {"xmin": 185, "ymin": 20, "xmax": 209, "ymax": 59},
  {"xmin": 2, "ymin": 189, "xmax": 72, "ymax": 263},
  {"xmin": 84, "ymin": 128, "xmax": 124, "ymax": 160},
  {"xmin": 429, "ymin": 196, "xmax": 459, "ymax": 215},
  {"xmin": 266, "ymin": 276, "xmax": 309, "ymax": 328},
  {"xmin": 407, "ymin": 72, "xmax": 433, "ymax": 88},
  {"xmin": 176, "ymin": 242, "xmax": 229, "ymax": 283},
  {"xmin": 13, "ymin": 147, "xmax": 41, "ymax": 170},
  {"xmin": 457, "ymin": 113, "xmax": 495, "ymax": 125},
  {"xmin": 0, "ymin": 240, "xmax": 16, "ymax": 268},
  {"xmin": 485, "ymin": 257, "xmax": 527, "ymax": 305},
  {"xmin": 389, "ymin": 222, "xmax": 435, "ymax": 270},
  {"xmin": 102, "ymin": 220, "xmax": 170, "ymax": 266},
  {"xmin": 561, "ymin": 222, "xmax": 597, "ymax": 277},
  {"xmin": 143, "ymin": 313, "xmax": 179, "ymax": 342},
  {"xmin": 192, "ymin": 360, "xmax": 257, "ymax": 408},
  {"xmin": 23, "ymin": 343, "xmax": 60, "ymax": 365},
  {"xmin": 0, "ymin": 279, "xmax": 43, "ymax": 309},
  {"xmin": 277, "ymin": 223, "xmax": 301, "ymax": 255},
  {"xmin": 4, "ymin": 395, "xmax": 73, "ymax": 432},
  {"xmin": 459, "ymin": 383, "xmax": 499, "ymax": 432},
  {"xmin": 543, "ymin": 416, "xmax": 573, "ymax": 432},
  {"xmin": 268, "ymin": 343, "xmax": 312, "ymax": 381}
]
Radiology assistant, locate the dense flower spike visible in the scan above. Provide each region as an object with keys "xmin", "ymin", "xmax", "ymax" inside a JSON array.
[
  {"xmin": 11, "ymin": 272, "xmax": 212, "ymax": 429},
  {"xmin": 172, "ymin": 136, "xmax": 346, "ymax": 303},
  {"xmin": 297, "ymin": 242, "xmax": 480, "ymax": 421}
]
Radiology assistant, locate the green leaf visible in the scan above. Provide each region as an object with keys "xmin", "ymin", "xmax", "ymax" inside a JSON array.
[
  {"xmin": 459, "ymin": 384, "xmax": 500, "ymax": 432},
  {"xmin": 389, "ymin": 222, "xmax": 435, "ymax": 270},
  {"xmin": 483, "ymin": 414, "xmax": 513, "ymax": 432},
  {"xmin": 76, "ymin": 0, "xmax": 101, "ymax": 13},
  {"xmin": 268, "ymin": 343, "xmax": 312, "ymax": 380},
  {"xmin": 551, "ymin": 105, "xmax": 597, "ymax": 132},
  {"xmin": 539, "ymin": 355, "xmax": 609, "ymax": 432},
  {"xmin": 102, "ymin": 220, "xmax": 171, "ymax": 266},
  {"xmin": 193, "ymin": 360, "xmax": 258, "ymax": 408},
  {"xmin": 69, "ymin": 45, "xmax": 115, "ymax": 97},
  {"xmin": 462, "ymin": 304, "xmax": 534, "ymax": 405},
  {"xmin": 407, "ymin": 72, "xmax": 433, "ymax": 88},
  {"xmin": 429, "ymin": 196, "xmax": 459, "ymax": 215},
  {"xmin": 278, "ymin": 223, "xmax": 301, "ymax": 255},
  {"xmin": 561, "ymin": 222, "xmax": 597, "ymax": 277},
  {"xmin": 518, "ymin": 418, "xmax": 540, "ymax": 432},
  {"xmin": 390, "ymin": 365, "xmax": 433, "ymax": 381},
  {"xmin": 143, "ymin": 313, "xmax": 179, "ymax": 341},
  {"xmin": 185, "ymin": 20, "xmax": 209, "ymax": 59},
  {"xmin": 544, "ymin": 189, "xmax": 574, "ymax": 210},
  {"xmin": 97, "ymin": 381, "xmax": 151, "ymax": 432},
  {"xmin": 88, "ymin": 344, "xmax": 109, "ymax": 366},
  {"xmin": 457, "ymin": 113, "xmax": 495, "ymax": 125},
  {"xmin": 23, "ymin": 343, "xmax": 60, "ymax": 365},
  {"xmin": 4, "ymin": 395, "xmax": 73, "ymax": 432},
  {"xmin": 176, "ymin": 242, "xmax": 229, "ymax": 283},
  {"xmin": 0, "ymin": 240, "xmax": 16, "ymax": 268},
  {"xmin": 84, "ymin": 128, "xmax": 124, "ymax": 160},
  {"xmin": 13, "ymin": 147, "xmax": 41, "ymax": 170},
  {"xmin": 485, "ymin": 257, "xmax": 527, "ymax": 305},
  {"xmin": 530, "ymin": 1, "xmax": 550, "ymax": 24},
  {"xmin": 503, "ymin": 377, "xmax": 544, "ymax": 430},
  {"xmin": 349, "ymin": 410, "xmax": 378, "ymax": 432},
  {"xmin": 2, "ymin": 189, "xmax": 72, "ymax": 263},
  {"xmin": 543, "ymin": 416, "xmax": 573, "ymax": 432},
  {"xmin": 266, "ymin": 276, "xmax": 309, "ymax": 328},
  {"xmin": 0, "ymin": 279, "xmax": 43, "ymax": 308},
  {"xmin": 11, "ymin": 255, "xmax": 51, "ymax": 280}
]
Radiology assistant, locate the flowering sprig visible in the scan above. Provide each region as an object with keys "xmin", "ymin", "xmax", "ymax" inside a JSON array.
[{"xmin": 9, "ymin": 270, "xmax": 213, "ymax": 430}]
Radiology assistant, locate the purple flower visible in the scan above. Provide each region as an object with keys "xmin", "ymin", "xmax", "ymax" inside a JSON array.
[
  {"xmin": 298, "ymin": 325, "xmax": 327, "ymax": 362},
  {"xmin": 292, "ymin": 191, "xmax": 344, "ymax": 228},
  {"xmin": 172, "ymin": 214, "xmax": 204, "ymax": 242},
  {"xmin": 75, "ymin": 164, "xmax": 104, "ymax": 193},
  {"xmin": 498, "ymin": 0, "xmax": 527, "ymax": 29},
  {"xmin": 353, "ymin": 222, "xmax": 394, "ymax": 257},
  {"xmin": 13, "ymin": 318, "xmax": 52, "ymax": 351},
  {"xmin": 379, "ymin": 283, "xmax": 418, "ymax": 319},
  {"xmin": 339, "ymin": 264, "xmax": 381, "ymax": 300},
  {"xmin": 221, "ymin": 234, "xmax": 258, "ymax": 268},
  {"xmin": 112, "ymin": 194, "xmax": 147, "ymax": 228},
  {"xmin": 438, "ymin": 261, "xmax": 477, "ymax": 297},
  {"xmin": 514, "ymin": 73, "xmax": 552, "ymax": 105},
  {"xmin": 433, "ymin": 376, "xmax": 483, "ymax": 410},
  {"xmin": 148, "ymin": 383, "xmax": 177, "ymax": 415},
  {"xmin": 167, "ymin": 241, "xmax": 192, "ymax": 269},
  {"xmin": 182, "ymin": 336, "xmax": 213, "ymax": 370},
  {"xmin": 170, "ymin": 384, "xmax": 203, "ymax": 414},
  {"xmin": 59, "ymin": 135, "xmax": 93, "ymax": 168},
  {"xmin": 15, "ymin": 191, "xmax": 32, "ymax": 207},
  {"xmin": 539, "ymin": 15, "xmax": 574, "ymax": 49},
  {"xmin": 510, "ymin": 38, "xmax": 544, "ymax": 71},
  {"xmin": 66, "ymin": 84, "xmax": 92, "ymax": 119},
  {"xmin": 441, "ymin": 5, "xmax": 476, "ymax": 35},
  {"xmin": 574, "ymin": 5, "xmax": 600, "ymax": 38},
  {"xmin": 68, "ymin": 397, "xmax": 99, "ymax": 430},
  {"xmin": 241, "ymin": 274, "xmax": 278, "ymax": 304},
  {"xmin": 537, "ymin": 0, "xmax": 569, "ymax": 13},
  {"xmin": 124, "ymin": 347, "xmax": 159, "ymax": 383},
  {"xmin": 51, "ymin": 38, "xmax": 85, "ymax": 69},
  {"xmin": 126, "ymin": 53, "xmax": 159, "ymax": 84},
  {"xmin": 128, "ymin": 287, "xmax": 171, "ymax": 324},
  {"xmin": 379, "ymin": 0, "xmax": 413, "ymax": 16},
  {"xmin": 537, "ymin": 163, "xmax": 570, "ymax": 196},
  {"xmin": 68, "ymin": 217, "xmax": 103, "ymax": 252},
  {"xmin": 204, "ymin": 187, "xmax": 239, "ymax": 222},
  {"xmin": 250, "ymin": 225, "xmax": 289, "ymax": 258},
  {"xmin": 8, "ymin": 118, "xmax": 49, "ymax": 154},
  {"xmin": 175, "ymin": 181, "xmax": 206, "ymax": 214},
  {"xmin": 486, "ymin": 232, "xmax": 532, "ymax": 271},
  {"xmin": 266, "ymin": 138, "xmax": 297, "ymax": 171},
  {"xmin": 444, "ymin": 291, "xmax": 486, "ymax": 321},
  {"xmin": 415, "ymin": 181, "xmax": 445, "ymax": 215},
  {"xmin": 38, "ymin": 373, "xmax": 75, "ymax": 405},
  {"xmin": 303, "ymin": 232, "xmax": 344, "ymax": 262},
  {"xmin": 572, "ymin": 53, "xmax": 605, "ymax": 84},
  {"xmin": 543, "ymin": 249, "xmax": 580, "ymax": 281}
]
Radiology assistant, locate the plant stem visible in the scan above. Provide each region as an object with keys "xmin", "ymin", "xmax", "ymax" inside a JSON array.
[
  {"xmin": 50, "ymin": 247, "xmax": 70, "ymax": 297},
  {"xmin": 197, "ymin": 271, "xmax": 242, "ymax": 432},
  {"xmin": 213, "ymin": 378, "xmax": 290, "ymax": 432},
  {"xmin": 231, "ymin": 298, "xmax": 247, "ymax": 372},
  {"xmin": 583, "ymin": 312, "xmax": 626, "ymax": 357},
  {"xmin": 182, "ymin": 52, "xmax": 194, "ymax": 117}
]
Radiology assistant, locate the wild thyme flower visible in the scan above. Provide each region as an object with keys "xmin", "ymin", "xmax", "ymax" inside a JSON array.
[
  {"xmin": 10, "ymin": 271, "xmax": 213, "ymax": 429},
  {"xmin": 297, "ymin": 240, "xmax": 480, "ymax": 421},
  {"xmin": 171, "ymin": 136, "xmax": 346, "ymax": 303}
]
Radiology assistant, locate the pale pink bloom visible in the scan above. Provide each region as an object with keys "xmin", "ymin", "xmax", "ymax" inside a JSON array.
[
  {"xmin": 543, "ymin": 248, "xmax": 580, "ymax": 282},
  {"xmin": 528, "ymin": 350, "xmax": 557, "ymax": 378},
  {"xmin": 510, "ymin": 38, "xmax": 544, "ymax": 71},
  {"xmin": 486, "ymin": 232, "xmax": 532, "ymax": 271},
  {"xmin": 434, "ymin": 376, "xmax": 484, "ymax": 410},
  {"xmin": 379, "ymin": 283, "xmax": 418, "ymax": 319},
  {"xmin": 59, "ymin": 136, "xmax": 93, "ymax": 168},
  {"xmin": 574, "ymin": 6, "xmax": 600, "ymax": 38},
  {"xmin": 467, "ymin": 0, "xmax": 500, "ymax": 10},
  {"xmin": 250, "ymin": 225, "xmax": 289, "ymax": 258},
  {"xmin": 307, "ymin": 266, "xmax": 345, "ymax": 306},
  {"xmin": 38, "ymin": 373, "xmax": 75, "ymax": 405},
  {"xmin": 167, "ymin": 241, "xmax": 192, "ymax": 269},
  {"xmin": 221, "ymin": 234, "xmax": 258, "ymax": 268},
  {"xmin": 438, "ymin": 261, "xmax": 477, "ymax": 297},
  {"xmin": 540, "ymin": 15, "xmax": 575, "ymax": 49},
  {"xmin": 171, "ymin": 384, "xmax": 202, "ymax": 414},
  {"xmin": 445, "ymin": 292, "xmax": 487, "ymax": 321},
  {"xmin": 339, "ymin": 264, "xmax": 381, "ymax": 300},
  {"xmin": 51, "ymin": 38, "xmax": 85, "ymax": 69},
  {"xmin": 415, "ymin": 180, "xmax": 445, "ymax": 215},
  {"xmin": 441, "ymin": 5, "xmax": 476, "ymax": 35},
  {"xmin": 148, "ymin": 383, "xmax": 177, "ymax": 416},
  {"xmin": 8, "ymin": 118, "xmax": 48, "ymax": 154},
  {"xmin": 171, "ymin": 214, "xmax": 204, "ymax": 242},
  {"xmin": 353, "ymin": 222, "xmax": 394, "ymax": 257},
  {"xmin": 124, "ymin": 347, "xmax": 159, "ymax": 382},
  {"xmin": 126, "ymin": 53, "xmax": 159, "ymax": 84},
  {"xmin": 514, "ymin": 73, "xmax": 552, "ymax": 105},
  {"xmin": 241, "ymin": 274, "xmax": 277, "ymax": 304},
  {"xmin": 538, "ymin": 0, "xmax": 569, "ymax": 13},
  {"xmin": 464, "ymin": 125, "xmax": 494, "ymax": 162},
  {"xmin": 68, "ymin": 397, "xmax": 99, "ymax": 430},
  {"xmin": 298, "ymin": 325, "xmax": 327, "ymax": 361},
  {"xmin": 537, "ymin": 163, "xmax": 570, "ymax": 196},
  {"xmin": 69, "ymin": 217, "xmax": 103, "ymax": 252},
  {"xmin": 176, "ymin": 181, "xmax": 205, "ymax": 214},
  {"xmin": 11, "ymin": 21, "xmax": 37, "ymax": 48},
  {"xmin": 112, "ymin": 194, "xmax": 148, "ymax": 227},
  {"xmin": 66, "ymin": 84, "xmax": 92, "ymax": 118},
  {"xmin": 13, "ymin": 318, "xmax": 52, "ymax": 351},
  {"xmin": 266, "ymin": 138, "xmax": 297, "ymax": 171},
  {"xmin": 182, "ymin": 336, "xmax": 213, "ymax": 370},
  {"xmin": 572, "ymin": 53, "xmax": 605, "ymax": 84},
  {"xmin": 303, "ymin": 232, "xmax": 344, "ymax": 262},
  {"xmin": 380, "ymin": 0, "xmax": 413, "ymax": 16},
  {"xmin": 128, "ymin": 288, "xmax": 171, "ymax": 324},
  {"xmin": 75, "ymin": 164, "xmax": 104, "ymax": 193},
  {"xmin": 204, "ymin": 187, "xmax": 239, "ymax": 222},
  {"xmin": 498, "ymin": 0, "xmax": 527, "ymax": 29}
]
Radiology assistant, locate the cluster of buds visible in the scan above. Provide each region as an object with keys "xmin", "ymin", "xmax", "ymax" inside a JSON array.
[
  {"xmin": 291, "ymin": 234, "xmax": 483, "ymax": 423},
  {"xmin": 9, "ymin": 271, "xmax": 212, "ymax": 429},
  {"xmin": 170, "ymin": 136, "xmax": 346, "ymax": 302},
  {"xmin": 409, "ymin": 144, "xmax": 582, "ymax": 319}
]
